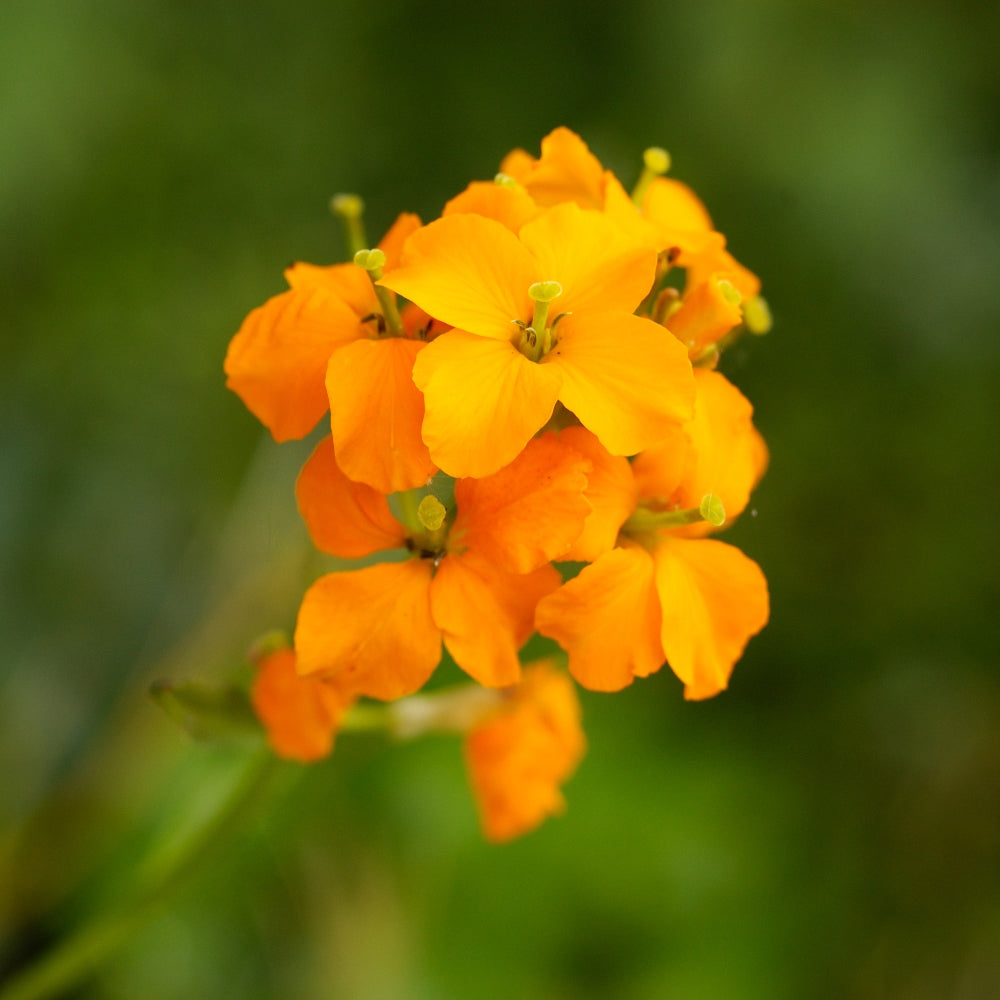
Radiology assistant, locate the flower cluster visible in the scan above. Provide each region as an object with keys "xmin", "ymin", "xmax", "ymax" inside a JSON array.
[{"xmin": 225, "ymin": 128, "xmax": 770, "ymax": 841}]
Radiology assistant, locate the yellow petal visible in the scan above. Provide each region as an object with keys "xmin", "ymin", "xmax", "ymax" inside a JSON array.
[
  {"xmin": 379, "ymin": 214, "xmax": 537, "ymax": 339},
  {"xmin": 443, "ymin": 181, "xmax": 540, "ymax": 233},
  {"xmin": 535, "ymin": 546, "xmax": 664, "ymax": 691},
  {"xmin": 548, "ymin": 311, "xmax": 695, "ymax": 456},
  {"xmin": 295, "ymin": 560, "xmax": 440, "ymax": 700},
  {"xmin": 652, "ymin": 537, "xmax": 769, "ymax": 700},
  {"xmin": 326, "ymin": 337, "xmax": 436, "ymax": 493},
  {"xmin": 519, "ymin": 202, "xmax": 657, "ymax": 315},
  {"xmin": 412, "ymin": 330, "xmax": 562, "ymax": 478}
]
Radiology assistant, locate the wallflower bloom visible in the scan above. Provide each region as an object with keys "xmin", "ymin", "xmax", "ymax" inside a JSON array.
[
  {"xmin": 536, "ymin": 370, "xmax": 769, "ymax": 698},
  {"xmin": 293, "ymin": 433, "xmax": 592, "ymax": 695},
  {"xmin": 224, "ymin": 214, "xmax": 437, "ymax": 492},
  {"xmin": 381, "ymin": 201, "xmax": 695, "ymax": 477},
  {"xmin": 465, "ymin": 661, "xmax": 585, "ymax": 843}
]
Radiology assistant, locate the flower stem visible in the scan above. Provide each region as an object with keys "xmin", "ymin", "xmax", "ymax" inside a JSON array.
[{"xmin": 0, "ymin": 750, "xmax": 277, "ymax": 1000}]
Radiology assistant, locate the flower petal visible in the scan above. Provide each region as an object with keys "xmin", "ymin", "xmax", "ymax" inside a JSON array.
[
  {"xmin": 224, "ymin": 287, "xmax": 362, "ymax": 441},
  {"xmin": 430, "ymin": 552, "xmax": 560, "ymax": 688},
  {"xmin": 557, "ymin": 427, "xmax": 637, "ymax": 562},
  {"xmin": 465, "ymin": 661, "xmax": 585, "ymax": 842},
  {"xmin": 652, "ymin": 536, "xmax": 769, "ymax": 700},
  {"xmin": 510, "ymin": 127, "xmax": 607, "ymax": 210},
  {"xmin": 251, "ymin": 646, "xmax": 355, "ymax": 763},
  {"xmin": 412, "ymin": 330, "xmax": 562, "ymax": 479},
  {"xmin": 451, "ymin": 432, "xmax": 592, "ymax": 573},
  {"xmin": 633, "ymin": 370, "xmax": 767, "ymax": 535},
  {"xmin": 519, "ymin": 202, "xmax": 656, "ymax": 315},
  {"xmin": 295, "ymin": 560, "xmax": 440, "ymax": 700},
  {"xmin": 443, "ymin": 181, "xmax": 540, "ymax": 233},
  {"xmin": 326, "ymin": 337, "xmax": 437, "ymax": 493},
  {"xmin": 379, "ymin": 214, "xmax": 537, "ymax": 339},
  {"xmin": 296, "ymin": 436, "xmax": 406, "ymax": 558},
  {"xmin": 535, "ymin": 546, "xmax": 664, "ymax": 691},
  {"xmin": 548, "ymin": 311, "xmax": 695, "ymax": 456}
]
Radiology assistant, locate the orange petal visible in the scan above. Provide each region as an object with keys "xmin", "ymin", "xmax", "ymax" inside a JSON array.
[
  {"xmin": 682, "ymin": 238, "xmax": 761, "ymax": 301},
  {"xmin": 519, "ymin": 202, "xmax": 657, "ymax": 316},
  {"xmin": 535, "ymin": 546, "xmax": 664, "ymax": 691},
  {"xmin": 326, "ymin": 337, "xmax": 437, "ymax": 493},
  {"xmin": 513, "ymin": 127, "xmax": 607, "ymax": 210},
  {"xmin": 443, "ymin": 181, "xmax": 540, "ymax": 233},
  {"xmin": 379, "ymin": 214, "xmax": 537, "ymax": 339},
  {"xmin": 642, "ymin": 177, "xmax": 714, "ymax": 237},
  {"xmin": 430, "ymin": 552, "xmax": 560, "ymax": 688},
  {"xmin": 557, "ymin": 427, "xmax": 637, "ymax": 562},
  {"xmin": 251, "ymin": 646, "xmax": 355, "ymax": 763},
  {"xmin": 296, "ymin": 436, "xmax": 406, "ymax": 558},
  {"xmin": 377, "ymin": 212, "xmax": 423, "ymax": 271},
  {"xmin": 295, "ymin": 560, "xmax": 440, "ymax": 700},
  {"xmin": 633, "ymin": 370, "xmax": 766, "ymax": 535},
  {"xmin": 666, "ymin": 273, "xmax": 744, "ymax": 355},
  {"xmin": 451, "ymin": 432, "xmax": 592, "ymax": 573},
  {"xmin": 465, "ymin": 661, "xmax": 585, "ymax": 842},
  {"xmin": 283, "ymin": 261, "xmax": 377, "ymax": 319},
  {"xmin": 548, "ymin": 311, "xmax": 695, "ymax": 456},
  {"xmin": 224, "ymin": 287, "xmax": 362, "ymax": 441},
  {"xmin": 652, "ymin": 537, "xmax": 769, "ymax": 700},
  {"xmin": 412, "ymin": 330, "xmax": 563, "ymax": 479}
]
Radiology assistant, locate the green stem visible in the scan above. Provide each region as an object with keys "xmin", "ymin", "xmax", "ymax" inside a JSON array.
[{"xmin": 0, "ymin": 750, "xmax": 277, "ymax": 1000}]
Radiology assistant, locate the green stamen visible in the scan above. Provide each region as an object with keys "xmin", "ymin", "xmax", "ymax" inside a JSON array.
[
  {"xmin": 517, "ymin": 280, "xmax": 562, "ymax": 361},
  {"xmin": 631, "ymin": 146, "xmax": 671, "ymax": 206},
  {"xmin": 354, "ymin": 249, "xmax": 404, "ymax": 336},
  {"xmin": 331, "ymin": 193, "xmax": 368, "ymax": 257},
  {"xmin": 623, "ymin": 493, "xmax": 727, "ymax": 534}
]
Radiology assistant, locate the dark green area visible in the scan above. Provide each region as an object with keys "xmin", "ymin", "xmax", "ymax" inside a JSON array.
[{"xmin": 2, "ymin": 1, "xmax": 998, "ymax": 996}]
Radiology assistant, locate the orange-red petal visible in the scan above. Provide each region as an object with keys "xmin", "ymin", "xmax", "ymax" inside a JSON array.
[
  {"xmin": 430, "ymin": 552, "xmax": 560, "ymax": 688},
  {"xmin": 295, "ymin": 560, "xmax": 440, "ymax": 700},
  {"xmin": 548, "ymin": 311, "xmax": 695, "ymax": 456},
  {"xmin": 296, "ymin": 436, "xmax": 406, "ymax": 558},
  {"xmin": 451, "ymin": 432, "xmax": 592, "ymax": 573},
  {"xmin": 251, "ymin": 646, "xmax": 355, "ymax": 763},
  {"xmin": 224, "ymin": 287, "xmax": 362, "ymax": 441},
  {"xmin": 652, "ymin": 536, "xmax": 769, "ymax": 700},
  {"xmin": 326, "ymin": 337, "xmax": 436, "ymax": 493},
  {"xmin": 535, "ymin": 546, "xmax": 664, "ymax": 691},
  {"xmin": 412, "ymin": 330, "xmax": 562, "ymax": 479}
]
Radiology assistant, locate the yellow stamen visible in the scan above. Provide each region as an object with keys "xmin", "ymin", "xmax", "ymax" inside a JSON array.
[{"xmin": 743, "ymin": 295, "xmax": 772, "ymax": 335}]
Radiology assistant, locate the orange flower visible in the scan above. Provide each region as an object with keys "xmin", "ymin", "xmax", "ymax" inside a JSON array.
[
  {"xmin": 465, "ymin": 661, "xmax": 585, "ymax": 842},
  {"xmin": 251, "ymin": 645, "xmax": 356, "ymax": 762},
  {"xmin": 536, "ymin": 371, "xmax": 769, "ymax": 699},
  {"xmin": 381, "ymin": 202, "xmax": 695, "ymax": 477},
  {"xmin": 224, "ymin": 213, "xmax": 437, "ymax": 493},
  {"xmin": 293, "ymin": 434, "xmax": 591, "ymax": 695}
]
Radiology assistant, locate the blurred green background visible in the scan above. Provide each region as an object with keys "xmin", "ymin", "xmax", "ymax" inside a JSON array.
[{"xmin": 2, "ymin": 0, "xmax": 999, "ymax": 997}]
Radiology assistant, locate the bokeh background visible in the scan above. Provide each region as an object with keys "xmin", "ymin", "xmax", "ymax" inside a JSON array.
[{"xmin": 2, "ymin": 1, "xmax": 999, "ymax": 997}]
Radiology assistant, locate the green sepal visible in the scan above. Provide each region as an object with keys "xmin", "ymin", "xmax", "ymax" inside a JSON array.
[{"xmin": 150, "ymin": 679, "xmax": 261, "ymax": 744}]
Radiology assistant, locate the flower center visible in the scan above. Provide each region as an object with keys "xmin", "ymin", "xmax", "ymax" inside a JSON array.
[{"xmin": 514, "ymin": 280, "xmax": 563, "ymax": 362}]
